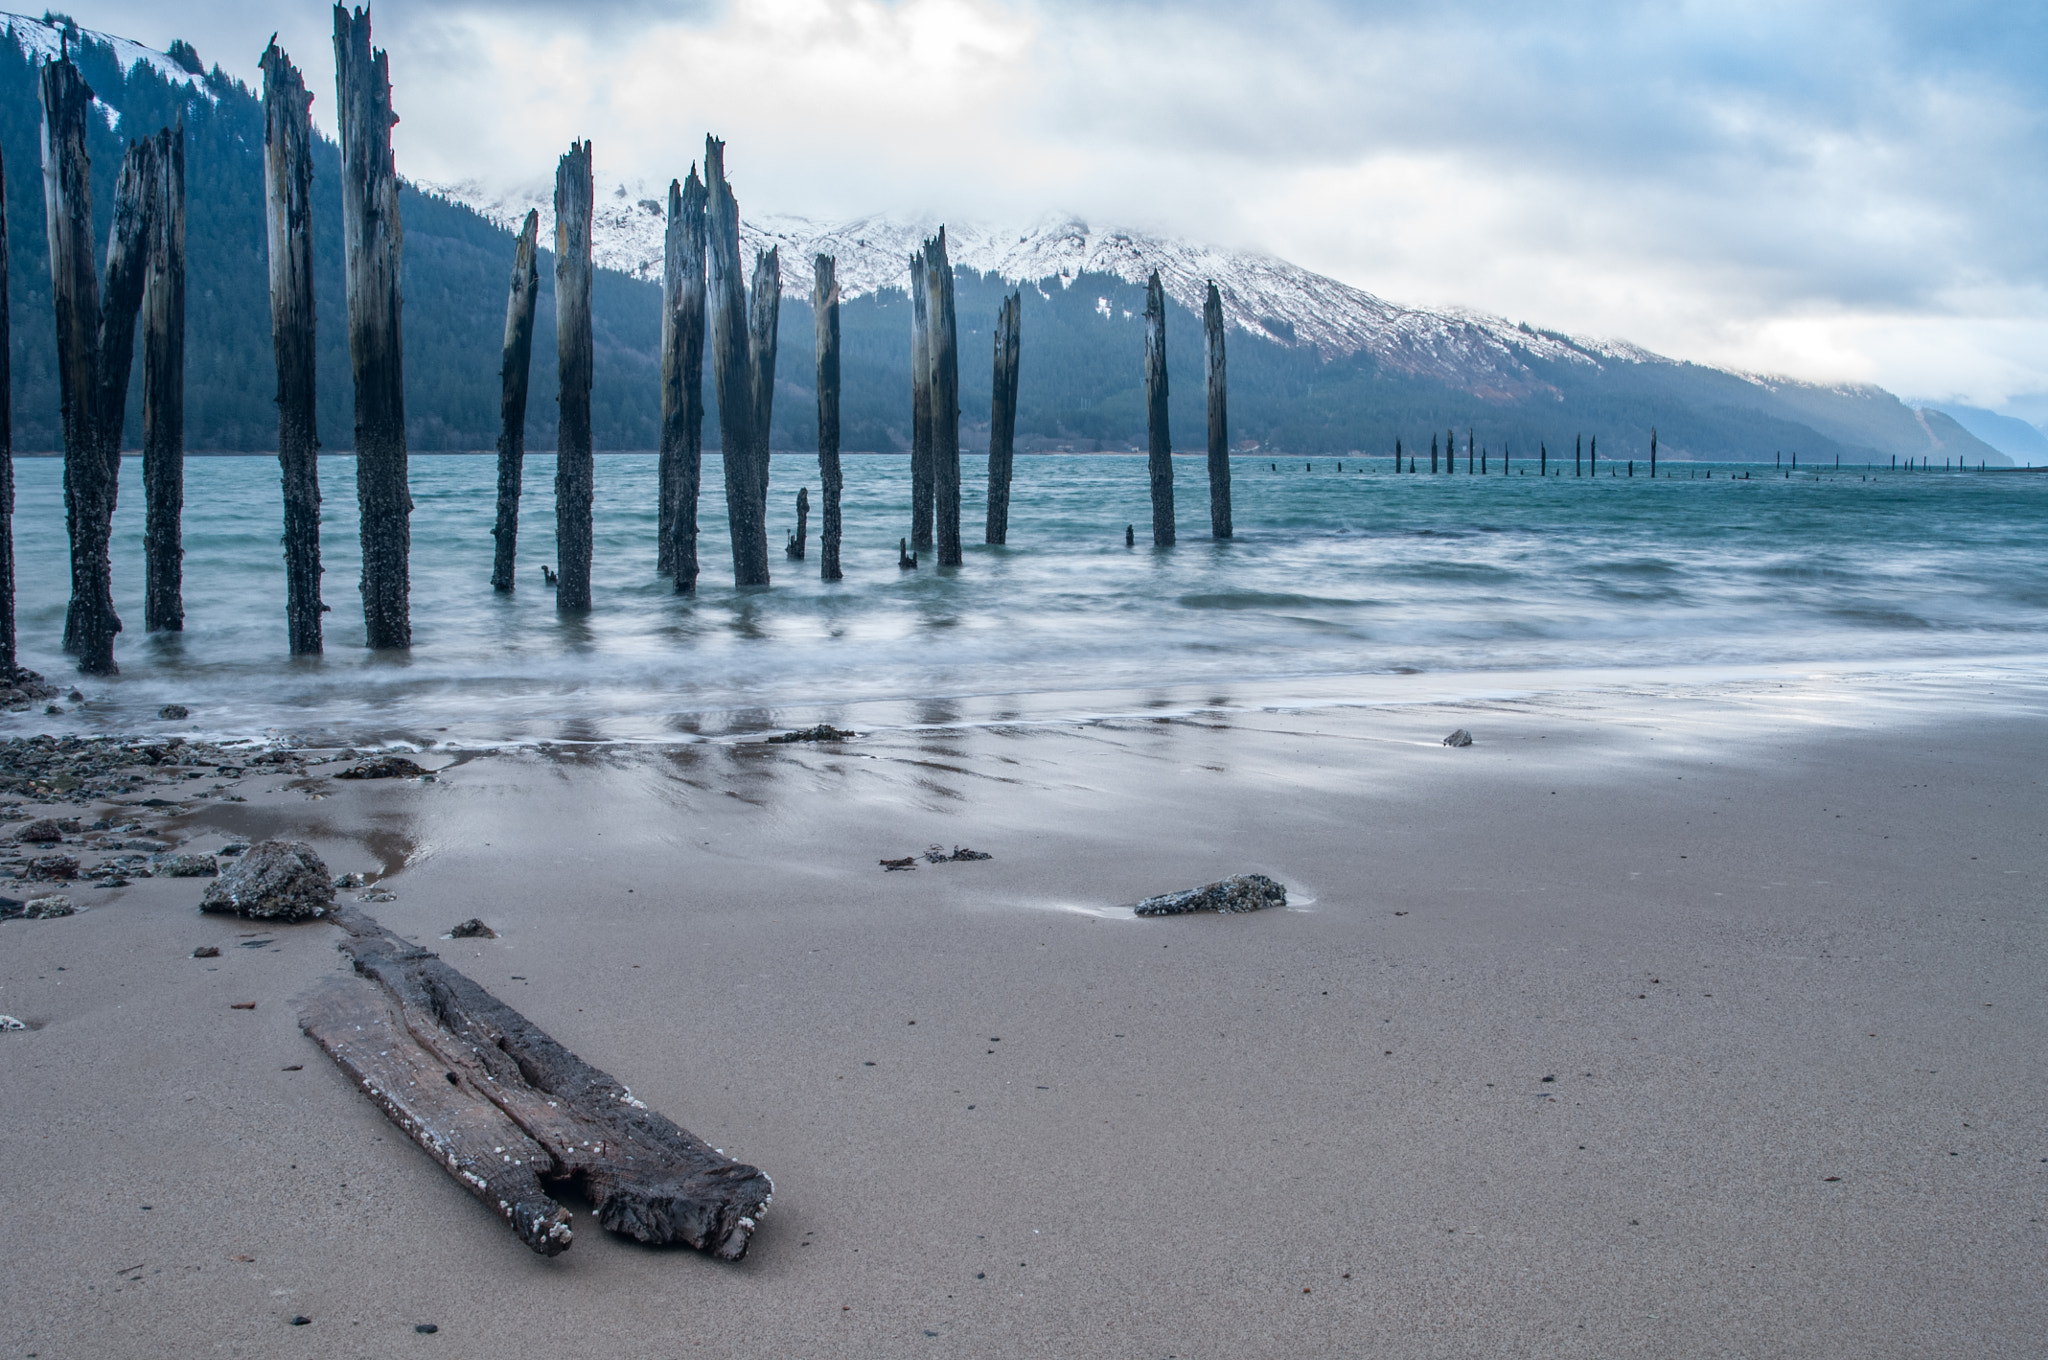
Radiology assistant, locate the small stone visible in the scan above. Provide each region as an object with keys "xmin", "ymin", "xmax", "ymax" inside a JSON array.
[
  {"xmin": 357, "ymin": 890, "xmax": 396, "ymax": 904},
  {"xmin": 333, "ymin": 755, "xmax": 425, "ymax": 780},
  {"xmin": 332, "ymin": 872, "xmax": 365, "ymax": 889},
  {"xmin": 158, "ymin": 704, "xmax": 190, "ymax": 721},
  {"xmin": 414, "ymin": 1323, "xmax": 439, "ymax": 1334},
  {"xmin": 20, "ymin": 895, "xmax": 76, "ymax": 919},
  {"xmin": 192, "ymin": 945, "xmax": 220, "ymax": 958},
  {"xmin": 154, "ymin": 852, "xmax": 219, "ymax": 878},
  {"xmin": 0, "ymin": 1014, "xmax": 25, "ymax": 1029},
  {"xmin": 24, "ymin": 854, "xmax": 80, "ymax": 881},
  {"xmin": 1132, "ymin": 873, "xmax": 1286, "ymax": 917},
  {"xmin": 289, "ymin": 1315, "xmax": 310, "ymax": 1326},
  {"xmin": 448, "ymin": 918, "xmax": 496, "ymax": 939},
  {"xmin": 1443, "ymin": 728, "xmax": 1474, "ymax": 747},
  {"xmin": 15, "ymin": 818, "xmax": 66, "ymax": 844},
  {"xmin": 218, "ymin": 842, "xmax": 249, "ymax": 856},
  {"xmin": 765, "ymin": 724, "xmax": 856, "ymax": 744},
  {"xmin": 201, "ymin": 840, "xmax": 335, "ymax": 921}
]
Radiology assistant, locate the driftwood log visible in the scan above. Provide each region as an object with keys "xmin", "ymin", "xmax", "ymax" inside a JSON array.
[
  {"xmin": 908, "ymin": 249, "xmax": 933, "ymax": 551},
  {"xmin": 43, "ymin": 58, "xmax": 156, "ymax": 675},
  {"xmin": 141, "ymin": 123, "xmax": 185, "ymax": 634},
  {"xmin": 262, "ymin": 44, "xmax": 323, "ymax": 653},
  {"xmin": 0, "ymin": 142, "xmax": 13, "ymax": 677},
  {"xmin": 334, "ymin": 6, "xmax": 410, "ymax": 649},
  {"xmin": 553, "ymin": 142, "xmax": 595, "ymax": 613},
  {"xmin": 984, "ymin": 290, "xmax": 1020, "ymax": 545},
  {"xmin": 301, "ymin": 906, "xmax": 771, "ymax": 1260},
  {"xmin": 924, "ymin": 230, "xmax": 962, "ymax": 567},
  {"xmin": 490, "ymin": 211, "xmax": 538, "ymax": 592},
  {"xmin": 1142, "ymin": 270, "xmax": 1175, "ymax": 546},
  {"xmin": 659, "ymin": 170, "xmax": 707, "ymax": 591},
  {"xmin": 704, "ymin": 138, "xmax": 768, "ymax": 586},
  {"xmin": 1202, "ymin": 280, "xmax": 1231, "ymax": 539},
  {"xmin": 813, "ymin": 253, "xmax": 842, "ymax": 581},
  {"xmin": 747, "ymin": 246, "xmax": 781, "ymax": 568}
]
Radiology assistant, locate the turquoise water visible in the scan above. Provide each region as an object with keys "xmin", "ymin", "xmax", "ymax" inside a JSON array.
[{"xmin": 7, "ymin": 452, "xmax": 2046, "ymax": 741}]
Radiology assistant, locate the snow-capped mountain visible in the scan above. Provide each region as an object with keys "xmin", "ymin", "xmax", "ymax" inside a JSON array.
[
  {"xmin": 4, "ymin": 11, "xmax": 211, "ymax": 98},
  {"xmin": 420, "ymin": 176, "xmax": 1667, "ymax": 400}
]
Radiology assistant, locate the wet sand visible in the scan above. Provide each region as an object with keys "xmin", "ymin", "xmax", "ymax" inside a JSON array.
[{"xmin": 2, "ymin": 673, "xmax": 2044, "ymax": 1358}]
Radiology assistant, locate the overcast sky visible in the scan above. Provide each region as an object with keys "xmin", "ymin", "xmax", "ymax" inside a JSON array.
[{"xmin": 57, "ymin": 0, "xmax": 2048, "ymax": 412}]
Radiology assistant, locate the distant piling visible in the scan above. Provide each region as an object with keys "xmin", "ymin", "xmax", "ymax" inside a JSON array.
[
  {"xmin": 815, "ymin": 252, "xmax": 843, "ymax": 579},
  {"xmin": 1430, "ymin": 434, "xmax": 1439, "ymax": 474},
  {"xmin": 925, "ymin": 230, "xmax": 961, "ymax": 567},
  {"xmin": 985, "ymin": 288, "xmax": 1021, "ymax": 546},
  {"xmin": 1540, "ymin": 443, "xmax": 1547, "ymax": 476},
  {"xmin": 785, "ymin": 486, "xmax": 808, "ymax": 559},
  {"xmin": 1203, "ymin": 281, "xmax": 1231, "ymax": 538},
  {"xmin": 262, "ymin": 44, "xmax": 322, "ymax": 652},
  {"xmin": 552, "ymin": 141, "xmax": 595, "ymax": 613},
  {"xmin": 141, "ymin": 123, "xmax": 185, "ymax": 634},
  {"xmin": 1650, "ymin": 427, "xmax": 1658, "ymax": 479},
  {"xmin": 490, "ymin": 211, "xmax": 539, "ymax": 593},
  {"xmin": 335, "ymin": 6, "xmax": 411, "ymax": 648},
  {"xmin": 1143, "ymin": 271, "xmax": 1175, "ymax": 546},
  {"xmin": 1394, "ymin": 437, "xmax": 1402, "ymax": 473},
  {"xmin": 1590, "ymin": 436, "xmax": 1597, "ymax": 476},
  {"xmin": 659, "ymin": 171, "xmax": 708, "ymax": 590},
  {"xmin": 909, "ymin": 250, "xmax": 933, "ymax": 551}
]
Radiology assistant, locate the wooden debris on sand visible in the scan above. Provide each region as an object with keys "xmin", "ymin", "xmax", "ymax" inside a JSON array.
[{"xmin": 301, "ymin": 905, "xmax": 771, "ymax": 1259}]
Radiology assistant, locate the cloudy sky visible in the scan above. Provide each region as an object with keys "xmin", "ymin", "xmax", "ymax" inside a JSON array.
[{"xmin": 61, "ymin": 0, "xmax": 2048, "ymax": 413}]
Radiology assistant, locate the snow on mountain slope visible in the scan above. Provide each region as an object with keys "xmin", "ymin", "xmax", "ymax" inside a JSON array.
[
  {"xmin": 3, "ymin": 11, "xmax": 211, "ymax": 96},
  {"xmin": 420, "ymin": 176, "xmax": 1663, "ymax": 399}
]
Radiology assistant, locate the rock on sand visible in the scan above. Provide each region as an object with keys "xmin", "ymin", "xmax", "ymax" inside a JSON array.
[{"xmin": 200, "ymin": 840, "xmax": 334, "ymax": 921}]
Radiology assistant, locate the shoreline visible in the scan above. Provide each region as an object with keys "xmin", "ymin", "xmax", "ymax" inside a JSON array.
[{"xmin": 3, "ymin": 674, "xmax": 2043, "ymax": 1357}]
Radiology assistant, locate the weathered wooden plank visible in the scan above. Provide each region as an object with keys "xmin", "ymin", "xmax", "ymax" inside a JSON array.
[
  {"xmin": 300, "ymin": 975, "xmax": 574, "ymax": 1256},
  {"xmin": 705, "ymin": 138, "xmax": 768, "ymax": 586},
  {"xmin": 141, "ymin": 123, "xmax": 185, "ymax": 633},
  {"xmin": 1202, "ymin": 280, "xmax": 1231, "ymax": 539},
  {"xmin": 814, "ymin": 253, "xmax": 842, "ymax": 581},
  {"xmin": 0, "ymin": 142, "xmax": 14, "ymax": 678},
  {"xmin": 490, "ymin": 210, "xmax": 539, "ymax": 593},
  {"xmin": 261, "ymin": 43, "xmax": 322, "ymax": 654},
  {"xmin": 984, "ymin": 290, "xmax": 1020, "ymax": 545},
  {"xmin": 323, "ymin": 906, "xmax": 771, "ymax": 1260},
  {"xmin": 1143, "ymin": 270, "xmax": 1174, "ymax": 546},
  {"xmin": 553, "ymin": 142, "xmax": 595, "ymax": 613},
  {"xmin": 659, "ymin": 171, "xmax": 707, "ymax": 591},
  {"xmin": 925, "ymin": 231, "xmax": 962, "ymax": 567},
  {"xmin": 747, "ymin": 245, "xmax": 780, "ymax": 562},
  {"xmin": 334, "ymin": 6, "xmax": 410, "ymax": 649},
  {"xmin": 908, "ymin": 249, "xmax": 933, "ymax": 550}
]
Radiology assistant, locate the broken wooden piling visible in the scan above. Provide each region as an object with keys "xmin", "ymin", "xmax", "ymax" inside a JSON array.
[
  {"xmin": 704, "ymin": 138, "xmax": 769, "ymax": 587},
  {"xmin": 814, "ymin": 253, "xmax": 842, "ymax": 580},
  {"xmin": 141, "ymin": 123, "xmax": 185, "ymax": 634},
  {"xmin": 1143, "ymin": 270, "xmax": 1174, "ymax": 546},
  {"xmin": 909, "ymin": 250, "xmax": 933, "ymax": 551},
  {"xmin": 1650, "ymin": 427, "xmax": 1658, "ymax": 478},
  {"xmin": 985, "ymin": 290, "xmax": 1021, "ymax": 545},
  {"xmin": 302, "ymin": 905, "xmax": 772, "ymax": 1260},
  {"xmin": 42, "ymin": 58, "xmax": 156, "ymax": 675},
  {"xmin": 1203, "ymin": 280, "xmax": 1231, "ymax": 538},
  {"xmin": 490, "ymin": 211, "xmax": 539, "ymax": 593},
  {"xmin": 925, "ymin": 231, "xmax": 962, "ymax": 567},
  {"xmin": 553, "ymin": 142, "xmax": 595, "ymax": 613},
  {"xmin": 334, "ymin": 6, "xmax": 410, "ymax": 648},
  {"xmin": 661, "ymin": 170, "xmax": 708, "ymax": 593},
  {"xmin": 747, "ymin": 245, "xmax": 781, "ymax": 569},
  {"xmin": 0, "ymin": 144, "xmax": 11, "ymax": 678},
  {"xmin": 785, "ymin": 486, "xmax": 808, "ymax": 559},
  {"xmin": 262, "ymin": 44, "xmax": 322, "ymax": 653}
]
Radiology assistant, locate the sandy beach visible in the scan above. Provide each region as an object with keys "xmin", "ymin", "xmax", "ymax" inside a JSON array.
[{"xmin": 2, "ymin": 666, "xmax": 2044, "ymax": 1358}]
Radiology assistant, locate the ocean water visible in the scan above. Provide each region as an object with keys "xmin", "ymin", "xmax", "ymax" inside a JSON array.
[{"xmin": 7, "ymin": 452, "xmax": 2046, "ymax": 742}]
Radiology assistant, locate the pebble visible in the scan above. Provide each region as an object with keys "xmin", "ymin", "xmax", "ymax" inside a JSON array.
[{"xmin": 1443, "ymin": 728, "xmax": 1474, "ymax": 747}]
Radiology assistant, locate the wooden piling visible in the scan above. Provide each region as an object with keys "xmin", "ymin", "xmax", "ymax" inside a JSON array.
[
  {"xmin": 747, "ymin": 245, "xmax": 781, "ymax": 565},
  {"xmin": 1394, "ymin": 437, "xmax": 1402, "ymax": 473},
  {"xmin": 141, "ymin": 123, "xmax": 185, "ymax": 633},
  {"xmin": 1650, "ymin": 427, "xmax": 1657, "ymax": 478},
  {"xmin": 814, "ymin": 252, "xmax": 842, "ymax": 579},
  {"xmin": 1575, "ymin": 434, "xmax": 1581, "ymax": 476},
  {"xmin": 704, "ymin": 137, "xmax": 768, "ymax": 586},
  {"xmin": 553, "ymin": 141, "xmax": 594, "ymax": 613},
  {"xmin": 985, "ymin": 289, "xmax": 1020, "ymax": 545},
  {"xmin": 1202, "ymin": 281, "xmax": 1231, "ymax": 538},
  {"xmin": 785, "ymin": 486, "xmax": 808, "ymax": 559},
  {"xmin": 908, "ymin": 250, "xmax": 933, "ymax": 551},
  {"xmin": 43, "ymin": 59, "xmax": 156, "ymax": 674},
  {"xmin": 925, "ymin": 231, "xmax": 961, "ymax": 567},
  {"xmin": 334, "ymin": 6, "xmax": 410, "ymax": 649},
  {"xmin": 1589, "ymin": 436, "xmax": 1597, "ymax": 476},
  {"xmin": 262, "ymin": 43, "xmax": 323, "ymax": 653},
  {"xmin": 661, "ymin": 170, "xmax": 707, "ymax": 593},
  {"xmin": 1143, "ymin": 271, "xmax": 1174, "ymax": 546},
  {"xmin": 1540, "ymin": 443, "xmax": 1546, "ymax": 476},
  {"xmin": 490, "ymin": 210, "xmax": 539, "ymax": 593},
  {"xmin": 1430, "ymin": 434, "xmax": 1438, "ymax": 473},
  {"xmin": 0, "ymin": 145, "xmax": 11, "ymax": 678}
]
